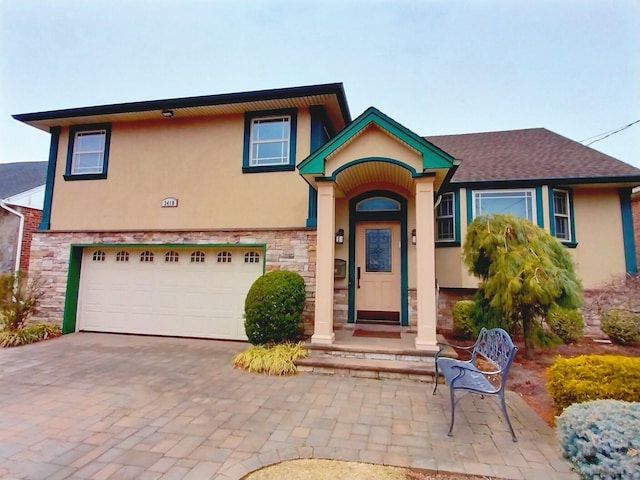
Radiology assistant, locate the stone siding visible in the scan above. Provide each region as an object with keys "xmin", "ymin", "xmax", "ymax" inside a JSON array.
[{"xmin": 29, "ymin": 229, "xmax": 317, "ymax": 334}]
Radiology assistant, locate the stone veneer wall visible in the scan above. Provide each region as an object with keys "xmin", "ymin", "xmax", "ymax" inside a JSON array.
[{"xmin": 28, "ymin": 228, "xmax": 317, "ymax": 334}]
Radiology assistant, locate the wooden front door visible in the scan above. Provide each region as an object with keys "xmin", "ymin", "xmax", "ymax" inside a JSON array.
[{"xmin": 355, "ymin": 222, "xmax": 401, "ymax": 322}]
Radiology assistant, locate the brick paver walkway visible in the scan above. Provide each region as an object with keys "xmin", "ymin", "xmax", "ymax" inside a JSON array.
[{"xmin": 0, "ymin": 333, "xmax": 577, "ymax": 479}]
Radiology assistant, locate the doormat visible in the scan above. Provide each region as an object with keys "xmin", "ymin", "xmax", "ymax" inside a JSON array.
[{"xmin": 353, "ymin": 329, "xmax": 401, "ymax": 339}]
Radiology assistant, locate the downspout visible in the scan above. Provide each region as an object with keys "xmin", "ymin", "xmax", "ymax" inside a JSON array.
[{"xmin": 0, "ymin": 200, "xmax": 25, "ymax": 273}]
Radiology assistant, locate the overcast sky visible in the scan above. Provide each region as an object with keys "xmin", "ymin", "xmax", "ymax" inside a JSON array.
[{"xmin": 1, "ymin": 0, "xmax": 639, "ymax": 168}]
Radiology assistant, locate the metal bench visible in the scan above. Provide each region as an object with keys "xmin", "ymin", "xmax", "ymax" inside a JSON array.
[{"xmin": 432, "ymin": 327, "xmax": 518, "ymax": 442}]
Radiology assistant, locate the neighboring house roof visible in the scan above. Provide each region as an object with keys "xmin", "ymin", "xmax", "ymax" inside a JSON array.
[
  {"xmin": 426, "ymin": 128, "xmax": 640, "ymax": 186},
  {"xmin": 0, "ymin": 161, "xmax": 47, "ymax": 199}
]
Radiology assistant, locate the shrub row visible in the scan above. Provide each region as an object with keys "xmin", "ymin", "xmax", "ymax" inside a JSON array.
[
  {"xmin": 557, "ymin": 399, "xmax": 640, "ymax": 480},
  {"xmin": 547, "ymin": 355, "xmax": 640, "ymax": 414}
]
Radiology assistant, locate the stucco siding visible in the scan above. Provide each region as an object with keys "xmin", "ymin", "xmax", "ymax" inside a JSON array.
[
  {"xmin": 572, "ymin": 187, "xmax": 626, "ymax": 288},
  {"xmin": 324, "ymin": 125, "xmax": 423, "ymax": 176},
  {"xmin": 50, "ymin": 111, "xmax": 311, "ymax": 230}
]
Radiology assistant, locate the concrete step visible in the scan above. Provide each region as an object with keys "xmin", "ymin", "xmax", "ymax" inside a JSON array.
[{"xmin": 296, "ymin": 352, "xmax": 436, "ymax": 381}]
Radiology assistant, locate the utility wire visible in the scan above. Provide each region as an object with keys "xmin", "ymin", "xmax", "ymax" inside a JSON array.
[{"xmin": 581, "ymin": 119, "xmax": 640, "ymax": 146}]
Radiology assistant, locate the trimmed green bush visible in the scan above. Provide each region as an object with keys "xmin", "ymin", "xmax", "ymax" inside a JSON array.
[
  {"xmin": 557, "ymin": 400, "xmax": 640, "ymax": 479},
  {"xmin": 547, "ymin": 355, "xmax": 640, "ymax": 414},
  {"xmin": 600, "ymin": 308, "xmax": 639, "ymax": 345},
  {"xmin": 546, "ymin": 305, "xmax": 584, "ymax": 344},
  {"xmin": 452, "ymin": 300, "xmax": 476, "ymax": 339},
  {"xmin": 244, "ymin": 270, "xmax": 306, "ymax": 345}
]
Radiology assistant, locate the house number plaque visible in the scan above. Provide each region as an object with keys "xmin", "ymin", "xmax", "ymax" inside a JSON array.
[{"xmin": 161, "ymin": 197, "xmax": 178, "ymax": 208}]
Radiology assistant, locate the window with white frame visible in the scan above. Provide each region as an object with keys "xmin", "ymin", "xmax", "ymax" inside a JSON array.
[
  {"xmin": 473, "ymin": 189, "xmax": 535, "ymax": 221},
  {"xmin": 65, "ymin": 124, "xmax": 112, "ymax": 178},
  {"xmin": 244, "ymin": 251, "xmax": 260, "ymax": 263},
  {"xmin": 249, "ymin": 116, "xmax": 291, "ymax": 166},
  {"xmin": 552, "ymin": 190, "xmax": 571, "ymax": 241},
  {"xmin": 436, "ymin": 192, "xmax": 455, "ymax": 241}
]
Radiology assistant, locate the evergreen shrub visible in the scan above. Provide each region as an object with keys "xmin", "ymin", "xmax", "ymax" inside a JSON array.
[
  {"xmin": 244, "ymin": 270, "xmax": 306, "ymax": 345},
  {"xmin": 452, "ymin": 300, "xmax": 476, "ymax": 339},
  {"xmin": 600, "ymin": 308, "xmax": 639, "ymax": 345},
  {"xmin": 546, "ymin": 305, "xmax": 584, "ymax": 344},
  {"xmin": 547, "ymin": 355, "xmax": 640, "ymax": 414},
  {"xmin": 557, "ymin": 399, "xmax": 640, "ymax": 480}
]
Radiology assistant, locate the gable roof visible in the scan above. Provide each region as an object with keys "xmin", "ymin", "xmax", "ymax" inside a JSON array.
[
  {"xmin": 0, "ymin": 162, "xmax": 48, "ymax": 199},
  {"xmin": 299, "ymin": 106, "xmax": 456, "ymax": 175},
  {"xmin": 426, "ymin": 128, "xmax": 640, "ymax": 185}
]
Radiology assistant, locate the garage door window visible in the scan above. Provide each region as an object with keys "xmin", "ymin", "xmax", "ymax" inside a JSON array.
[
  {"xmin": 217, "ymin": 251, "xmax": 232, "ymax": 263},
  {"xmin": 116, "ymin": 251, "xmax": 129, "ymax": 262},
  {"xmin": 92, "ymin": 250, "xmax": 106, "ymax": 262},
  {"xmin": 245, "ymin": 252, "xmax": 260, "ymax": 263},
  {"xmin": 165, "ymin": 251, "xmax": 180, "ymax": 263},
  {"xmin": 140, "ymin": 251, "xmax": 154, "ymax": 263},
  {"xmin": 191, "ymin": 251, "xmax": 206, "ymax": 263}
]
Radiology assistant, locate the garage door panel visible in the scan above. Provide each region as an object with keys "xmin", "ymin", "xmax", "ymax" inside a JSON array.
[{"xmin": 77, "ymin": 247, "xmax": 263, "ymax": 340}]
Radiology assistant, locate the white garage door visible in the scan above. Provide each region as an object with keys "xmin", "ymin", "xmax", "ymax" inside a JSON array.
[{"xmin": 77, "ymin": 246, "xmax": 263, "ymax": 340}]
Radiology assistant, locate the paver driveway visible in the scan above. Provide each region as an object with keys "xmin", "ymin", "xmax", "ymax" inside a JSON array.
[{"xmin": 0, "ymin": 333, "xmax": 576, "ymax": 480}]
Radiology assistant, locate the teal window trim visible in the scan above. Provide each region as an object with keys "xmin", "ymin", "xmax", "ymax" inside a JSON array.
[
  {"xmin": 39, "ymin": 126, "xmax": 60, "ymax": 230},
  {"xmin": 548, "ymin": 187, "xmax": 578, "ymax": 246},
  {"xmin": 619, "ymin": 188, "xmax": 638, "ymax": 273},
  {"xmin": 348, "ymin": 190, "xmax": 408, "ymax": 326},
  {"xmin": 435, "ymin": 191, "xmax": 460, "ymax": 245},
  {"xmin": 242, "ymin": 108, "xmax": 297, "ymax": 173},
  {"xmin": 306, "ymin": 105, "xmax": 328, "ymax": 227},
  {"xmin": 63, "ymin": 123, "xmax": 111, "ymax": 181},
  {"xmin": 535, "ymin": 186, "xmax": 544, "ymax": 227}
]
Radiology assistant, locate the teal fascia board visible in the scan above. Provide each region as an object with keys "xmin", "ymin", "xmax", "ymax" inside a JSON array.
[
  {"xmin": 619, "ymin": 188, "xmax": 638, "ymax": 273},
  {"xmin": 298, "ymin": 106, "xmax": 455, "ymax": 175},
  {"xmin": 39, "ymin": 126, "xmax": 60, "ymax": 230}
]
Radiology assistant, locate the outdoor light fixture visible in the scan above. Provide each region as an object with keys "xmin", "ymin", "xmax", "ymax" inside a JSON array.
[
  {"xmin": 411, "ymin": 229, "xmax": 417, "ymax": 245},
  {"xmin": 161, "ymin": 109, "xmax": 174, "ymax": 118},
  {"xmin": 335, "ymin": 229, "xmax": 344, "ymax": 245}
]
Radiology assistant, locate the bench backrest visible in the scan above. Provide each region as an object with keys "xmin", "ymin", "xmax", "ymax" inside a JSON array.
[{"xmin": 472, "ymin": 328, "xmax": 517, "ymax": 374}]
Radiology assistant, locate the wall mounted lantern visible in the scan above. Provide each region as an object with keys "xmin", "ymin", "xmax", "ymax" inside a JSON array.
[
  {"xmin": 411, "ymin": 229, "xmax": 417, "ymax": 245},
  {"xmin": 335, "ymin": 229, "xmax": 345, "ymax": 245}
]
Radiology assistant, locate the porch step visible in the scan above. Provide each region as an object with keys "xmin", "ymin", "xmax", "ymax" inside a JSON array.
[
  {"xmin": 296, "ymin": 336, "xmax": 457, "ymax": 380},
  {"xmin": 295, "ymin": 352, "xmax": 436, "ymax": 381}
]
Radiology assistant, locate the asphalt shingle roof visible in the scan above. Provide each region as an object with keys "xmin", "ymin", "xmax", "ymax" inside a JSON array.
[
  {"xmin": 426, "ymin": 128, "xmax": 640, "ymax": 184},
  {"xmin": 0, "ymin": 161, "xmax": 47, "ymax": 199}
]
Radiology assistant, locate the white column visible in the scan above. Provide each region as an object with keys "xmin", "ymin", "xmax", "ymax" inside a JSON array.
[
  {"xmin": 311, "ymin": 182, "xmax": 336, "ymax": 344},
  {"xmin": 414, "ymin": 176, "xmax": 439, "ymax": 351}
]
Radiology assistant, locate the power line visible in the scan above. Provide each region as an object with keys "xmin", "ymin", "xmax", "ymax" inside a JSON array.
[{"xmin": 581, "ymin": 119, "xmax": 640, "ymax": 146}]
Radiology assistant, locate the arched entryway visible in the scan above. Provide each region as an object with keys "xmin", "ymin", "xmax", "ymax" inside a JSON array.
[{"xmin": 348, "ymin": 190, "xmax": 408, "ymax": 326}]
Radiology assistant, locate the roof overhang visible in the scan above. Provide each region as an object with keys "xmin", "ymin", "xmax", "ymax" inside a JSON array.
[{"xmin": 13, "ymin": 83, "xmax": 352, "ymax": 134}]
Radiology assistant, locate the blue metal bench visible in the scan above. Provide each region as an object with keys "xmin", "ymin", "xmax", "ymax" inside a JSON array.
[{"xmin": 432, "ymin": 327, "xmax": 518, "ymax": 442}]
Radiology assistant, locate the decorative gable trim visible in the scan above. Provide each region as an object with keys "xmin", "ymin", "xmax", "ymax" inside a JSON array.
[{"xmin": 297, "ymin": 107, "xmax": 456, "ymax": 176}]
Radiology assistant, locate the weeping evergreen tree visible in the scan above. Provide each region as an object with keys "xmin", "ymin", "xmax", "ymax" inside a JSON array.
[{"xmin": 462, "ymin": 214, "xmax": 583, "ymax": 357}]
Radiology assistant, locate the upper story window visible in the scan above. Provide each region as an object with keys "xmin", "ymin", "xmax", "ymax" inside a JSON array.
[
  {"xmin": 473, "ymin": 189, "xmax": 535, "ymax": 222},
  {"xmin": 243, "ymin": 109, "xmax": 297, "ymax": 173},
  {"xmin": 436, "ymin": 192, "xmax": 455, "ymax": 242},
  {"xmin": 64, "ymin": 123, "xmax": 112, "ymax": 180}
]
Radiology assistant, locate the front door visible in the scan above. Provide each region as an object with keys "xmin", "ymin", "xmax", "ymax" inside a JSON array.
[{"xmin": 355, "ymin": 222, "xmax": 401, "ymax": 323}]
